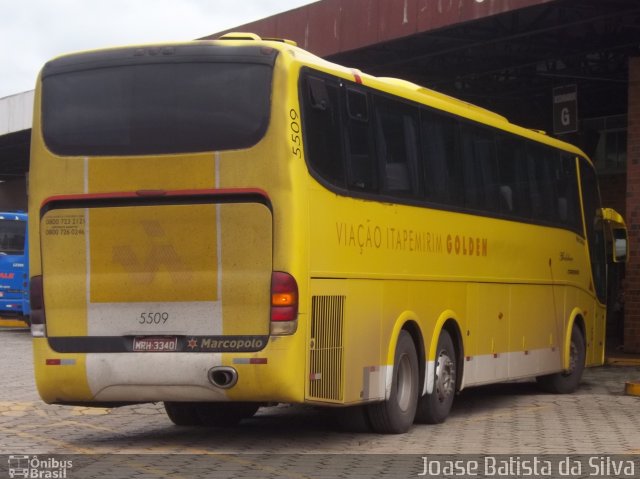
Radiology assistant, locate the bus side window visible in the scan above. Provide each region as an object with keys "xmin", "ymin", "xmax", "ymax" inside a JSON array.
[
  {"xmin": 525, "ymin": 143, "xmax": 544, "ymax": 220},
  {"xmin": 374, "ymin": 96, "xmax": 420, "ymax": 197},
  {"xmin": 421, "ymin": 109, "xmax": 462, "ymax": 207},
  {"xmin": 498, "ymin": 136, "xmax": 536, "ymax": 220},
  {"xmin": 307, "ymin": 76, "xmax": 330, "ymax": 110},
  {"xmin": 301, "ymin": 75, "xmax": 346, "ymax": 188},
  {"xmin": 528, "ymin": 144, "xmax": 558, "ymax": 224},
  {"xmin": 555, "ymin": 154, "xmax": 581, "ymax": 231},
  {"xmin": 347, "ymin": 88, "xmax": 368, "ymax": 121},
  {"xmin": 460, "ymin": 124, "xmax": 500, "ymax": 213},
  {"xmin": 345, "ymin": 89, "xmax": 376, "ymax": 191},
  {"xmin": 497, "ymin": 136, "xmax": 517, "ymax": 215}
]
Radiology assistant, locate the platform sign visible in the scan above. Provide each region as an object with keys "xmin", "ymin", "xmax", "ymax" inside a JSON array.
[{"xmin": 553, "ymin": 84, "xmax": 578, "ymax": 134}]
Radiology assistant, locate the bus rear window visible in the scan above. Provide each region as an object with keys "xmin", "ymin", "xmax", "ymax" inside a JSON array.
[{"xmin": 41, "ymin": 45, "xmax": 276, "ymax": 156}]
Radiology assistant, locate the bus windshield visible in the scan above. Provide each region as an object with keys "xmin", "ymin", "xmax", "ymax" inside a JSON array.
[
  {"xmin": 0, "ymin": 219, "xmax": 26, "ymax": 255},
  {"xmin": 41, "ymin": 44, "xmax": 277, "ymax": 156}
]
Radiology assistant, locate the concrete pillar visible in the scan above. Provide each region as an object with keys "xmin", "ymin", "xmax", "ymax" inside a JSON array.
[{"xmin": 624, "ymin": 57, "xmax": 640, "ymax": 353}]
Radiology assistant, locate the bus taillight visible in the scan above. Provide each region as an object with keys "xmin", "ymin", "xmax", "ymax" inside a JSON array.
[
  {"xmin": 270, "ymin": 271, "xmax": 298, "ymax": 335},
  {"xmin": 29, "ymin": 275, "xmax": 46, "ymax": 337}
]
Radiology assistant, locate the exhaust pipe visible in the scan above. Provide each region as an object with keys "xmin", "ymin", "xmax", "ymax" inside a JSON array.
[{"xmin": 208, "ymin": 366, "xmax": 238, "ymax": 389}]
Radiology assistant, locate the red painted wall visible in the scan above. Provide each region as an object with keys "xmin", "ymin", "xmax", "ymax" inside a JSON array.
[{"xmin": 207, "ymin": 0, "xmax": 556, "ymax": 56}]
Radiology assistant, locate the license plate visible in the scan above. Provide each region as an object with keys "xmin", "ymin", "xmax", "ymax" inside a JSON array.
[{"xmin": 133, "ymin": 336, "xmax": 178, "ymax": 352}]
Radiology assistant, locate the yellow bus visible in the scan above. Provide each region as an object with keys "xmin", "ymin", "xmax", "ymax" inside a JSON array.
[{"xmin": 29, "ymin": 33, "xmax": 627, "ymax": 434}]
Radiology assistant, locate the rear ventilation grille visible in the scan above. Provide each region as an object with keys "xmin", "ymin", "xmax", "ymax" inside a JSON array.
[{"xmin": 308, "ymin": 295, "xmax": 345, "ymax": 402}]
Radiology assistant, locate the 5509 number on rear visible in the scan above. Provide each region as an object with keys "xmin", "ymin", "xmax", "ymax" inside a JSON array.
[{"xmin": 139, "ymin": 312, "xmax": 169, "ymax": 325}]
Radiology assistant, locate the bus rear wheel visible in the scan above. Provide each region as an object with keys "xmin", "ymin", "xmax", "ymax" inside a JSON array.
[
  {"xmin": 536, "ymin": 326, "xmax": 585, "ymax": 394},
  {"xmin": 415, "ymin": 330, "xmax": 457, "ymax": 424},
  {"xmin": 164, "ymin": 402, "xmax": 200, "ymax": 426},
  {"xmin": 367, "ymin": 330, "xmax": 419, "ymax": 434}
]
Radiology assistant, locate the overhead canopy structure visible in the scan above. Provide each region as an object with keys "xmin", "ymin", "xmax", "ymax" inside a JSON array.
[{"xmin": 208, "ymin": 0, "xmax": 640, "ymax": 128}]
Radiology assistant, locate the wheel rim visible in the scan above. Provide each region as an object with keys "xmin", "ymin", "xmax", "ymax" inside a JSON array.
[
  {"xmin": 396, "ymin": 353, "xmax": 413, "ymax": 412},
  {"xmin": 435, "ymin": 350, "xmax": 455, "ymax": 403}
]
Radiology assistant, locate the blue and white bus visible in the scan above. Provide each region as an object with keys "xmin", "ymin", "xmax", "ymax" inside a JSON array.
[{"xmin": 0, "ymin": 212, "xmax": 29, "ymax": 324}]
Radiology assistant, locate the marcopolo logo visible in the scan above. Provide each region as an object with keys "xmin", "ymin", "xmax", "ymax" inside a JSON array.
[
  {"xmin": 8, "ymin": 455, "xmax": 73, "ymax": 478},
  {"xmin": 185, "ymin": 335, "xmax": 268, "ymax": 352}
]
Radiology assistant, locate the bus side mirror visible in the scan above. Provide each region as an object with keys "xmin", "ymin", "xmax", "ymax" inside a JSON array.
[{"xmin": 600, "ymin": 208, "xmax": 628, "ymax": 263}]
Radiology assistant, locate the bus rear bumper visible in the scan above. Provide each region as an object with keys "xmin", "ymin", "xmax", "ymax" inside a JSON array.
[
  {"xmin": 33, "ymin": 336, "xmax": 305, "ymax": 405},
  {"xmin": 0, "ymin": 298, "xmax": 27, "ymax": 317}
]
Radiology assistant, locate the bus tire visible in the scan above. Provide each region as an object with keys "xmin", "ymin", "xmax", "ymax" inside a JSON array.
[
  {"xmin": 536, "ymin": 326, "xmax": 585, "ymax": 394},
  {"xmin": 367, "ymin": 330, "xmax": 418, "ymax": 434},
  {"xmin": 415, "ymin": 330, "xmax": 457, "ymax": 424},
  {"xmin": 196, "ymin": 402, "xmax": 260, "ymax": 427},
  {"xmin": 164, "ymin": 402, "xmax": 200, "ymax": 426}
]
